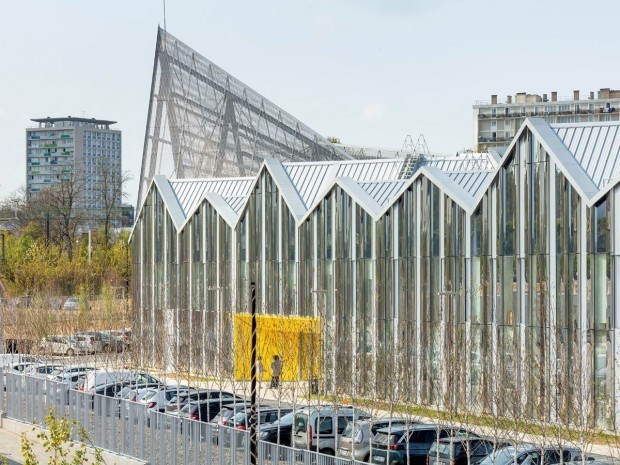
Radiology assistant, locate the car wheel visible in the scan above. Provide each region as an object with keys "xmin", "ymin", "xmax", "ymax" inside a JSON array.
[
  {"xmin": 363, "ymin": 453, "xmax": 371, "ymax": 463},
  {"xmin": 321, "ymin": 448, "xmax": 335, "ymax": 456},
  {"xmin": 66, "ymin": 348, "xmax": 75, "ymax": 356}
]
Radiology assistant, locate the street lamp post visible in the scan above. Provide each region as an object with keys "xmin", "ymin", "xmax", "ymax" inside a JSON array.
[{"xmin": 249, "ymin": 282, "xmax": 258, "ymax": 465}]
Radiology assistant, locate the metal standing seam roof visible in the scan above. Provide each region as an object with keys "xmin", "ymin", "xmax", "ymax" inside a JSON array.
[
  {"xmin": 169, "ymin": 178, "xmax": 255, "ymax": 216},
  {"xmin": 283, "ymin": 158, "xmax": 405, "ymax": 208},
  {"xmin": 423, "ymin": 153, "xmax": 498, "ymax": 172},
  {"xmin": 223, "ymin": 196, "xmax": 248, "ymax": 214},
  {"xmin": 445, "ymin": 171, "xmax": 495, "ymax": 199},
  {"xmin": 358, "ymin": 180, "xmax": 410, "ymax": 207},
  {"xmin": 552, "ymin": 122, "xmax": 620, "ymax": 191}
]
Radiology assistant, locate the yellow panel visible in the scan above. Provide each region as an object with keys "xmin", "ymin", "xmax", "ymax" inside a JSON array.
[{"xmin": 233, "ymin": 314, "xmax": 321, "ymax": 382}]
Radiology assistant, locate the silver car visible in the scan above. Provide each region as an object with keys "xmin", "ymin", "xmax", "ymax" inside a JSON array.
[{"xmin": 338, "ymin": 418, "xmax": 410, "ymax": 462}]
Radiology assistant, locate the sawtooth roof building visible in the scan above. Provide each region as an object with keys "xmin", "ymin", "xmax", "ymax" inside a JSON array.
[{"xmin": 132, "ymin": 117, "xmax": 620, "ymax": 428}]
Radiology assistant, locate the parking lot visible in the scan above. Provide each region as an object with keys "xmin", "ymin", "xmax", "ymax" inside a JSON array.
[{"xmin": 0, "ymin": 356, "xmax": 617, "ymax": 465}]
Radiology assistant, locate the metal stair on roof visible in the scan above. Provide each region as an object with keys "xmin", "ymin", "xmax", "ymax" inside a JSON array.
[{"xmin": 398, "ymin": 134, "xmax": 430, "ymax": 179}]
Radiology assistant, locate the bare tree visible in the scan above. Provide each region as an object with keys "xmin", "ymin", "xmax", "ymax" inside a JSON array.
[
  {"xmin": 32, "ymin": 173, "xmax": 87, "ymax": 260},
  {"xmin": 92, "ymin": 166, "xmax": 131, "ymax": 246}
]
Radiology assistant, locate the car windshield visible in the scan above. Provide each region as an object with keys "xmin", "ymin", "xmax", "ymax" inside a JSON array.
[
  {"xmin": 342, "ymin": 422, "xmax": 358, "ymax": 438},
  {"xmin": 272, "ymin": 412, "xmax": 294, "ymax": 426},
  {"xmin": 479, "ymin": 449, "xmax": 519, "ymax": 465},
  {"xmin": 233, "ymin": 411, "xmax": 249, "ymax": 424},
  {"xmin": 374, "ymin": 431, "xmax": 400, "ymax": 445},
  {"xmin": 117, "ymin": 386, "xmax": 132, "ymax": 397},
  {"xmin": 144, "ymin": 389, "xmax": 159, "ymax": 399}
]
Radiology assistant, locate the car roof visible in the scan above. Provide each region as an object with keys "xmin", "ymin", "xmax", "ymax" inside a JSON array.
[
  {"xmin": 376, "ymin": 423, "xmax": 440, "ymax": 434},
  {"xmin": 296, "ymin": 405, "xmax": 366, "ymax": 415},
  {"xmin": 191, "ymin": 398, "xmax": 240, "ymax": 405},
  {"xmin": 436, "ymin": 435, "xmax": 486, "ymax": 443}
]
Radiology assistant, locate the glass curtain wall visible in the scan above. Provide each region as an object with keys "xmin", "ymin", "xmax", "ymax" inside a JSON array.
[{"xmin": 496, "ymin": 154, "xmax": 520, "ymax": 415}]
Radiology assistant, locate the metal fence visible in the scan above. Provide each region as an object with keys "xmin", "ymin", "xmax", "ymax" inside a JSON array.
[{"xmin": 2, "ymin": 373, "xmax": 362, "ymax": 465}]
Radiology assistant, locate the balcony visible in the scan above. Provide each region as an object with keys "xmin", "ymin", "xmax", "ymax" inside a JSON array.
[
  {"xmin": 60, "ymin": 151, "xmax": 71, "ymax": 155},
  {"xmin": 61, "ymin": 134, "xmax": 71, "ymax": 138},
  {"xmin": 43, "ymin": 143, "xmax": 57, "ymax": 148}
]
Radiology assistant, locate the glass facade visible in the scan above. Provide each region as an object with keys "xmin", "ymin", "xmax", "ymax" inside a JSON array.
[{"xmin": 132, "ymin": 124, "xmax": 620, "ymax": 428}]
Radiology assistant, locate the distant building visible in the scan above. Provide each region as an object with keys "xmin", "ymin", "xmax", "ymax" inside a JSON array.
[
  {"xmin": 120, "ymin": 203, "xmax": 135, "ymax": 228},
  {"xmin": 473, "ymin": 88, "xmax": 620, "ymax": 150},
  {"xmin": 26, "ymin": 116, "xmax": 122, "ymax": 214}
]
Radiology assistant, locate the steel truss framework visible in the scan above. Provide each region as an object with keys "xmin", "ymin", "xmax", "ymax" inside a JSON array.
[{"xmin": 138, "ymin": 28, "xmax": 354, "ymax": 206}]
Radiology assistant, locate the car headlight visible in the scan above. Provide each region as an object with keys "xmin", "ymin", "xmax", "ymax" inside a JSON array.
[{"xmin": 258, "ymin": 431, "xmax": 268, "ymax": 439}]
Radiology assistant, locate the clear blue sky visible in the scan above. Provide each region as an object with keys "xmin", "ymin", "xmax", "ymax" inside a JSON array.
[{"xmin": 0, "ymin": 0, "xmax": 617, "ymax": 205}]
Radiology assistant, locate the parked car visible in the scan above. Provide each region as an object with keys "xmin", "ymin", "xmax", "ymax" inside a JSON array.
[
  {"xmin": 293, "ymin": 406, "xmax": 371, "ymax": 455},
  {"xmin": 338, "ymin": 418, "xmax": 411, "ymax": 462},
  {"xmin": 0, "ymin": 354, "xmax": 37, "ymax": 371},
  {"xmin": 75, "ymin": 332, "xmax": 105, "ymax": 353},
  {"xmin": 23, "ymin": 363, "xmax": 66, "ymax": 379},
  {"xmin": 63, "ymin": 297, "xmax": 79, "ymax": 311},
  {"xmin": 428, "ymin": 435, "xmax": 497, "ymax": 465},
  {"xmin": 140, "ymin": 385, "xmax": 191, "ymax": 413},
  {"xmin": 92, "ymin": 381, "xmax": 131, "ymax": 398},
  {"xmin": 116, "ymin": 382, "xmax": 163, "ymax": 400},
  {"xmin": 230, "ymin": 405, "xmax": 292, "ymax": 430},
  {"xmin": 258, "ymin": 410, "xmax": 296, "ymax": 446},
  {"xmin": 49, "ymin": 365, "xmax": 96, "ymax": 380},
  {"xmin": 39, "ymin": 335, "xmax": 89, "ymax": 356},
  {"xmin": 479, "ymin": 445, "xmax": 588, "ymax": 465},
  {"xmin": 81, "ymin": 369, "xmax": 161, "ymax": 394},
  {"xmin": 178, "ymin": 398, "xmax": 240, "ymax": 422},
  {"xmin": 371, "ymin": 425, "xmax": 471, "ymax": 465},
  {"xmin": 211, "ymin": 403, "xmax": 253, "ymax": 426},
  {"xmin": 164, "ymin": 388, "xmax": 240, "ymax": 415},
  {"xmin": 100, "ymin": 330, "xmax": 131, "ymax": 352}
]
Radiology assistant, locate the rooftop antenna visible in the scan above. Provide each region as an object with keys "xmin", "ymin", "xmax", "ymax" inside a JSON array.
[{"xmin": 163, "ymin": 0, "xmax": 167, "ymax": 31}]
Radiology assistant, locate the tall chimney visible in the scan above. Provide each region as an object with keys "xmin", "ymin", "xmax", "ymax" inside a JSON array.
[
  {"xmin": 491, "ymin": 94, "xmax": 497, "ymax": 104},
  {"xmin": 551, "ymin": 92, "xmax": 558, "ymax": 102},
  {"xmin": 507, "ymin": 95, "xmax": 512, "ymax": 104},
  {"xmin": 573, "ymin": 90, "xmax": 580, "ymax": 100},
  {"xmin": 590, "ymin": 91, "xmax": 594, "ymax": 100}
]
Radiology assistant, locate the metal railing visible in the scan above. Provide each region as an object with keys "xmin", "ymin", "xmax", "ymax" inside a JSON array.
[{"xmin": 1, "ymin": 372, "xmax": 365, "ymax": 465}]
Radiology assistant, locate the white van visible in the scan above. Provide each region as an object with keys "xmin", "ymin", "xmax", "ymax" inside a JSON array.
[
  {"xmin": 0, "ymin": 354, "xmax": 37, "ymax": 371},
  {"xmin": 81, "ymin": 369, "xmax": 161, "ymax": 393},
  {"xmin": 293, "ymin": 406, "xmax": 371, "ymax": 455}
]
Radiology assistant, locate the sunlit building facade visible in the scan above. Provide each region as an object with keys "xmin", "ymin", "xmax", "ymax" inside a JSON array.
[{"xmin": 132, "ymin": 118, "xmax": 620, "ymax": 428}]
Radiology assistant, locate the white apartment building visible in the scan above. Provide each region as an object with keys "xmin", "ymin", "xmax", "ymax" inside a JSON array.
[
  {"xmin": 473, "ymin": 87, "xmax": 620, "ymax": 150},
  {"xmin": 26, "ymin": 116, "xmax": 122, "ymax": 211}
]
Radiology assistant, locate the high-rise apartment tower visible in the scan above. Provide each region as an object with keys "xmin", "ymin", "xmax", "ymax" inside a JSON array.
[{"xmin": 26, "ymin": 116, "xmax": 122, "ymax": 211}]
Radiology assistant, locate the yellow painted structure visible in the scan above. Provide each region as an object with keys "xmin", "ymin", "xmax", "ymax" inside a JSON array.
[{"xmin": 234, "ymin": 314, "xmax": 321, "ymax": 381}]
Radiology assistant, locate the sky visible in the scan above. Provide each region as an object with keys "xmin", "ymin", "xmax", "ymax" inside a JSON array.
[{"xmin": 1, "ymin": 0, "xmax": 618, "ymax": 206}]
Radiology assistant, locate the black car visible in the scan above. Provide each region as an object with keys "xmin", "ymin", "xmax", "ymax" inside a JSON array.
[
  {"xmin": 165, "ymin": 388, "xmax": 241, "ymax": 414},
  {"xmin": 371, "ymin": 425, "xmax": 472, "ymax": 465},
  {"xmin": 230, "ymin": 406, "xmax": 293, "ymax": 431},
  {"xmin": 94, "ymin": 381, "xmax": 130, "ymax": 398},
  {"xmin": 257, "ymin": 410, "xmax": 296, "ymax": 446},
  {"xmin": 429, "ymin": 436, "xmax": 498, "ymax": 465},
  {"xmin": 178, "ymin": 398, "xmax": 239, "ymax": 422}
]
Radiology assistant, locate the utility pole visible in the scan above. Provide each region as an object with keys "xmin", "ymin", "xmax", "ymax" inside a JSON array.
[{"xmin": 249, "ymin": 281, "xmax": 258, "ymax": 465}]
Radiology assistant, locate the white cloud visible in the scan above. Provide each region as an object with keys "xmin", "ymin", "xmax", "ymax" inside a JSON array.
[{"xmin": 361, "ymin": 103, "xmax": 386, "ymax": 122}]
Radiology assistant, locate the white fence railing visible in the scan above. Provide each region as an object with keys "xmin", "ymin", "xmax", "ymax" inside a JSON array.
[{"xmin": 1, "ymin": 372, "xmax": 364, "ymax": 465}]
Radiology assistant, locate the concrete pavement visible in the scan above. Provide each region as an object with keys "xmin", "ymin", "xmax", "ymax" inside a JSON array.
[{"xmin": 0, "ymin": 414, "xmax": 144, "ymax": 465}]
